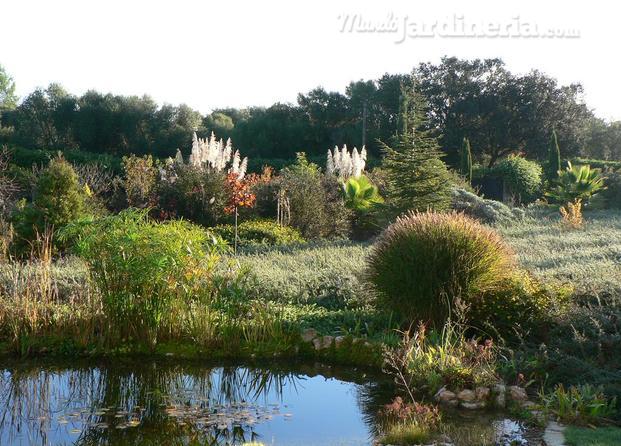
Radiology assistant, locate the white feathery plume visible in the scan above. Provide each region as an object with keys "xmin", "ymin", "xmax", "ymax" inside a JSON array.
[
  {"xmin": 239, "ymin": 157, "xmax": 248, "ymax": 179},
  {"xmin": 327, "ymin": 144, "xmax": 366, "ymax": 178},
  {"xmin": 189, "ymin": 132, "xmax": 200, "ymax": 167},
  {"xmin": 326, "ymin": 149, "xmax": 335, "ymax": 176},
  {"xmin": 174, "ymin": 149, "xmax": 184, "ymax": 165}
]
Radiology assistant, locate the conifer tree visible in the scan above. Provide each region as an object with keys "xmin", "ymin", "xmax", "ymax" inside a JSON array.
[
  {"xmin": 546, "ymin": 130, "xmax": 562, "ymax": 182},
  {"xmin": 381, "ymin": 82, "xmax": 452, "ymax": 216},
  {"xmin": 459, "ymin": 137, "xmax": 473, "ymax": 183}
]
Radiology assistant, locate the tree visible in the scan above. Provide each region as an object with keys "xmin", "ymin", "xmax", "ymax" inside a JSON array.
[
  {"xmin": 546, "ymin": 130, "xmax": 562, "ymax": 182},
  {"xmin": 380, "ymin": 83, "xmax": 453, "ymax": 217},
  {"xmin": 415, "ymin": 57, "xmax": 592, "ymax": 166},
  {"xmin": 459, "ymin": 137, "xmax": 473, "ymax": 182},
  {"xmin": 0, "ymin": 64, "xmax": 17, "ymax": 112}
]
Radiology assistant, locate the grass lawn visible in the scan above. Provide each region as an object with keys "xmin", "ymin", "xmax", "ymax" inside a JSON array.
[
  {"xmin": 497, "ymin": 209, "xmax": 621, "ymax": 299},
  {"xmin": 565, "ymin": 426, "xmax": 621, "ymax": 446}
]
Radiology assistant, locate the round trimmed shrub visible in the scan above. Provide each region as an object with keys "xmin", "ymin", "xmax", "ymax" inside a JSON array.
[
  {"xmin": 492, "ymin": 156, "xmax": 543, "ymax": 203},
  {"xmin": 210, "ymin": 220, "xmax": 305, "ymax": 248},
  {"xmin": 367, "ymin": 211, "xmax": 516, "ymax": 326}
]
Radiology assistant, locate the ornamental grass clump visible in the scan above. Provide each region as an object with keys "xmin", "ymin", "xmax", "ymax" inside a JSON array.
[
  {"xmin": 64, "ymin": 209, "xmax": 227, "ymax": 348},
  {"xmin": 367, "ymin": 211, "xmax": 515, "ymax": 327}
]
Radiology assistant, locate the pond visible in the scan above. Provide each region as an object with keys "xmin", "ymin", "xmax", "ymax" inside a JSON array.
[{"xmin": 0, "ymin": 358, "xmax": 541, "ymax": 446}]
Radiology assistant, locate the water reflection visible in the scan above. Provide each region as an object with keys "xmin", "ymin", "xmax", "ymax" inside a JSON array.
[{"xmin": 0, "ymin": 359, "xmax": 391, "ymax": 446}]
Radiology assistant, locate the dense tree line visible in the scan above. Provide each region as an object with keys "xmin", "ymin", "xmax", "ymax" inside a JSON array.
[{"xmin": 1, "ymin": 57, "xmax": 620, "ymax": 166}]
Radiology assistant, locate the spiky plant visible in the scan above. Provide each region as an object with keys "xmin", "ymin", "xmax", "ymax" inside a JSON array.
[{"xmin": 546, "ymin": 162, "xmax": 606, "ymax": 204}]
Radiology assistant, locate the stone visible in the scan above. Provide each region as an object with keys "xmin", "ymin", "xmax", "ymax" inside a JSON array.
[
  {"xmin": 313, "ymin": 335, "xmax": 334, "ymax": 350},
  {"xmin": 457, "ymin": 389, "xmax": 476, "ymax": 402},
  {"xmin": 443, "ymin": 399, "xmax": 459, "ymax": 408},
  {"xmin": 508, "ymin": 385, "xmax": 528, "ymax": 402},
  {"xmin": 301, "ymin": 328, "xmax": 318, "ymax": 343},
  {"xmin": 495, "ymin": 392, "xmax": 506, "ymax": 408},
  {"xmin": 493, "ymin": 383, "xmax": 506, "ymax": 394},
  {"xmin": 521, "ymin": 400, "xmax": 537, "ymax": 409},
  {"xmin": 475, "ymin": 386, "xmax": 491, "ymax": 401},
  {"xmin": 492, "ymin": 383, "xmax": 507, "ymax": 408},
  {"xmin": 322, "ymin": 336, "xmax": 334, "ymax": 348},
  {"xmin": 434, "ymin": 388, "xmax": 457, "ymax": 405},
  {"xmin": 543, "ymin": 421, "xmax": 566, "ymax": 446},
  {"xmin": 460, "ymin": 401, "xmax": 486, "ymax": 410},
  {"xmin": 334, "ymin": 336, "xmax": 345, "ymax": 348},
  {"xmin": 312, "ymin": 338, "xmax": 322, "ymax": 350}
]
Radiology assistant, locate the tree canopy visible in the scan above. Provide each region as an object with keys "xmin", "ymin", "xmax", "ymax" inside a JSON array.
[{"xmin": 1, "ymin": 58, "xmax": 618, "ymax": 167}]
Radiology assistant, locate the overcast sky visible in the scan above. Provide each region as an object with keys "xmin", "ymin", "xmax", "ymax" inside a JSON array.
[{"xmin": 2, "ymin": 0, "xmax": 619, "ymax": 120}]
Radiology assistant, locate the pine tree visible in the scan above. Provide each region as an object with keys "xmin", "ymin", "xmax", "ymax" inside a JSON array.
[
  {"xmin": 459, "ymin": 137, "xmax": 473, "ymax": 182},
  {"xmin": 546, "ymin": 130, "xmax": 561, "ymax": 182},
  {"xmin": 381, "ymin": 82, "xmax": 453, "ymax": 216}
]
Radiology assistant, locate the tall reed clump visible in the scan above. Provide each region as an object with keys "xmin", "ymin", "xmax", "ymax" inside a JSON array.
[
  {"xmin": 0, "ymin": 230, "xmax": 101, "ymax": 355},
  {"xmin": 367, "ymin": 211, "xmax": 515, "ymax": 327},
  {"xmin": 64, "ymin": 209, "xmax": 227, "ymax": 348}
]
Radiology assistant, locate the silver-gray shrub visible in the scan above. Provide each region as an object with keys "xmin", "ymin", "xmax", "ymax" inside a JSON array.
[{"xmin": 452, "ymin": 188, "xmax": 525, "ymax": 223}]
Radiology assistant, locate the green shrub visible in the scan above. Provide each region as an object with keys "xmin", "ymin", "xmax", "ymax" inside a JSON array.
[
  {"xmin": 367, "ymin": 211, "xmax": 515, "ymax": 326},
  {"xmin": 66, "ymin": 209, "xmax": 227, "ymax": 347},
  {"xmin": 11, "ymin": 156, "xmax": 88, "ymax": 254},
  {"xmin": 122, "ymin": 154, "xmax": 158, "ymax": 208},
  {"xmin": 211, "ymin": 220, "xmax": 305, "ymax": 248},
  {"xmin": 158, "ymin": 165, "xmax": 229, "ymax": 226},
  {"xmin": 492, "ymin": 155, "xmax": 543, "ymax": 203},
  {"xmin": 278, "ymin": 153, "xmax": 351, "ymax": 239},
  {"xmin": 601, "ymin": 168, "xmax": 621, "ymax": 208}
]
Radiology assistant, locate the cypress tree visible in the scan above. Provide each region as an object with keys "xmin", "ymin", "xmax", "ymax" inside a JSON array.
[
  {"xmin": 381, "ymin": 82, "xmax": 452, "ymax": 216},
  {"xmin": 547, "ymin": 130, "xmax": 561, "ymax": 182},
  {"xmin": 459, "ymin": 137, "xmax": 473, "ymax": 182}
]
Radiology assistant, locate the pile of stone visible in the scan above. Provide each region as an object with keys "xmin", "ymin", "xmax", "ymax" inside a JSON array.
[
  {"xmin": 300, "ymin": 328, "xmax": 370, "ymax": 351},
  {"xmin": 434, "ymin": 384, "xmax": 534, "ymax": 410}
]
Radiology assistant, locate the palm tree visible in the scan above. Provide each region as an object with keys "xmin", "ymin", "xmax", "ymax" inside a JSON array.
[{"xmin": 545, "ymin": 161, "xmax": 606, "ymax": 204}]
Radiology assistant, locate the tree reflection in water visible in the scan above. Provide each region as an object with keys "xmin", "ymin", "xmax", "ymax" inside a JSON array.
[{"xmin": 0, "ymin": 359, "xmax": 391, "ymax": 446}]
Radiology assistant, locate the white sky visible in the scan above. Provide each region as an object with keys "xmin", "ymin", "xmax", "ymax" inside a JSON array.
[{"xmin": 2, "ymin": 0, "xmax": 619, "ymax": 120}]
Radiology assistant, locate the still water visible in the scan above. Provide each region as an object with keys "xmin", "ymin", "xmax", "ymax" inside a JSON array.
[
  {"xmin": 0, "ymin": 359, "xmax": 391, "ymax": 446},
  {"xmin": 0, "ymin": 358, "xmax": 541, "ymax": 446}
]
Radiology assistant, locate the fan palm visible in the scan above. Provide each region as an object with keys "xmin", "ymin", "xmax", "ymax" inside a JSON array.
[
  {"xmin": 342, "ymin": 175, "xmax": 383, "ymax": 212},
  {"xmin": 546, "ymin": 162, "xmax": 605, "ymax": 204}
]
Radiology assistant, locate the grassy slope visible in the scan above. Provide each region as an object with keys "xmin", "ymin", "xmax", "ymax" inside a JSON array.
[
  {"xmin": 565, "ymin": 426, "xmax": 621, "ymax": 446},
  {"xmin": 497, "ymin": 209, "xmax": 621, "ymax": 299},
  {"xmin": 238, "ymin": 209, "xmax": 621, "ymax": 304}
]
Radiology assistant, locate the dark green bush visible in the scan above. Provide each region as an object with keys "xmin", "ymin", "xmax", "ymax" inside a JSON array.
[
  {"xmin": 601, "ymin": 168, "xmax": 621, "ymax": 208},
  {"xmin": 367, "ymin": 211, "xmax": 516, "ymax": 326},
  {"xmin": 211, "ymin": 220, "xmax": 305, "ymax": 248},
  {"xmin": 66, "ymin": 209, "xmax": 227, "ymax": 347},
  {"xmin": 482, "ymin": 156, "xmax": 543, "ymax": 203},
  {"xmin": 11, "ymin": 156, "xmax": 88, "ymax": 254}
]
